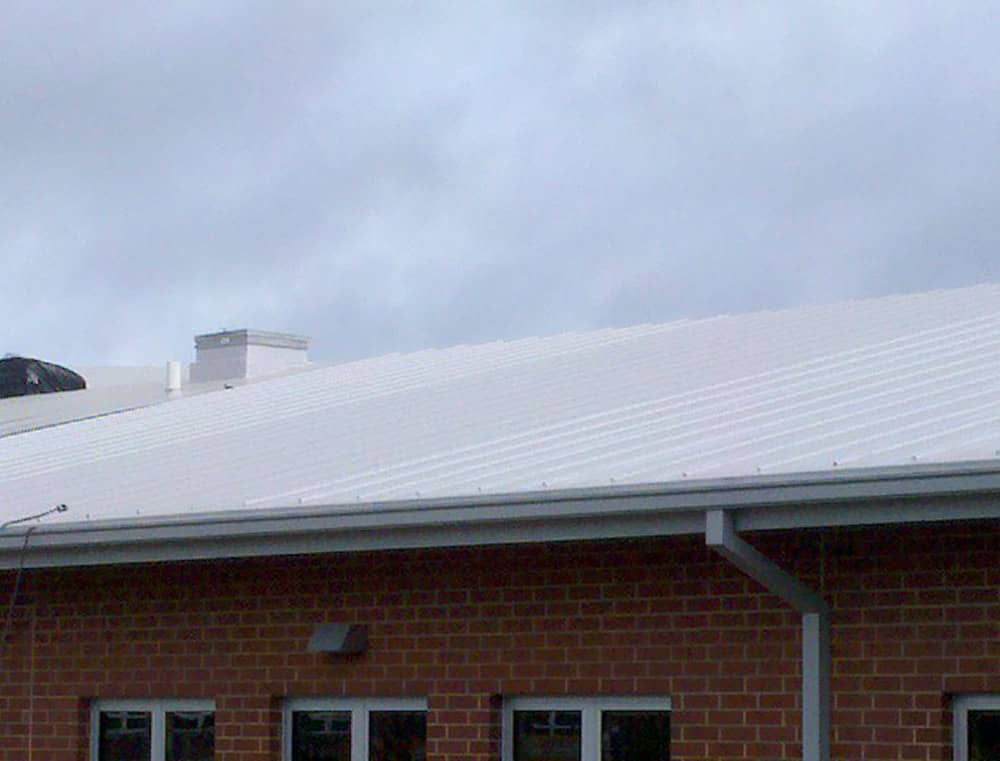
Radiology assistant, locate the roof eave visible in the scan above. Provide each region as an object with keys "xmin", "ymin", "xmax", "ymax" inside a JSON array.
[{"xmin": 4, "ymin": 460, "xmax": 1000, "ymax": 569}]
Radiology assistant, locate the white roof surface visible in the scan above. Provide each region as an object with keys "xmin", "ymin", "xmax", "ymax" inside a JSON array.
[
  {"xmin": 0, "ymin": 365, "xmax": 176, "ymax": 438},
  {"xmin": 4, "ymin": 284, "xmax": 1000, "ymax": 527},
  {"xmin": 0, "ymin": 363, "xmax": 320, "ymax": 438}
]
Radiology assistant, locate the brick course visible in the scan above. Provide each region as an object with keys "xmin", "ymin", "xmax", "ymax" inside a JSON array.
[{"xmin": 1, "ymin": 520, "xmax": 998, "ymax": 760}]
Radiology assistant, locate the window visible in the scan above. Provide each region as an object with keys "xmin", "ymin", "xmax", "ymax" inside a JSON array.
[
  {"xmin": 90, "ymin": 700, "xmax": 214, "ymax": 761},
  {"xmin": 503, "ymin": 697, "xmax": 670, "ymax": 761},
  {"xmin": 955, "ymin": 695, "xmax": 1000, "ymax": 761},
  {"xmin": 284, "ymin": 698, "xmax": 427, "ymax": 761}
]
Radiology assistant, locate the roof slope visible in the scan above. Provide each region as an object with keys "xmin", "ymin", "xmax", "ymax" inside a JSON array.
[
  {"xmin": 4, "ymin": 284, "xmax": 1000, "ymax": 527},
  {"xmin": 0, "ymin": 363, "xmax": 322, "ymax": 438},
  {"xmin": 0, "ymin": 365, "xmax": 176, "ymax": 438}
]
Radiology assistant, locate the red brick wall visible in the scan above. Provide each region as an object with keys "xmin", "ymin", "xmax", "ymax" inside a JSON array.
[{"xmin": 0, "ymin": 520, "xmax": 997, "ymax": 760}]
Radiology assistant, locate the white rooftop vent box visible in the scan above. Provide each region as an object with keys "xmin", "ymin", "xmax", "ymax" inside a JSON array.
[{"xmin": 190, "ymin": 329, "xmax": 310, "ymax": 383}]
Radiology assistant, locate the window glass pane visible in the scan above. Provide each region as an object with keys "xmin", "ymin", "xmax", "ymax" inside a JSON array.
[
  {"xmin": 166, "ymin": 711, "xmax": 215, "ymax": 761},
  {"xmin": 969, "ymin": 710, "xmax": 1000, "ymax": 761},
  {"xmin": 99, "ymin": 711, "xmax": 151, "ymax": 761},
  {"xmin": 601, "ymin": 710, "xmax": 669, "ymax": 761},
  {"xmin": 513, "ymin": 711, "xmax": 582, "ymax": 761},
  {"xmin": 369, "ymin": 710, "xmax": 427, "ymax": 761},
  {"xmin": 292, "ymin": 711, "xmax": 352, "ymax": 761}
]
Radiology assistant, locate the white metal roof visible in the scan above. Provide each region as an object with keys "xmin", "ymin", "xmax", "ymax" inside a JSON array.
[
  {"xmin": 4, "ymin": 284, "xmax": 1000, "ymax": 528},
  {"xmin": 0, "ymin": 362, "xmax": 322, "ymax": 438},
  {"xmin": 0, "ymin": 365, "xmax": 175, "ymax": 438}
]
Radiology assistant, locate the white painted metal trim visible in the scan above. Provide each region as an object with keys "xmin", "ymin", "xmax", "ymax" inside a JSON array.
[
  {"xmin": 501, "ymin": 696, "xmax": 671, "ymax": 761},
  {"xmin": 6, "ymin": 461, "xmax": 1000, "ymax": 569},
  {"xmin": 706, "ymin": 510, "xmax": 825, "ymax": 613},
  {"xmin": 952, "ymin": 694, "xmax": 1000, "ymax": 761},
  {"xmin": 705, "ymin": 510, "xmax": 829, "ymax": 761},
  {"xmin": 89, "ymin": 698, "xmax": 214, "ymax": 761},
  {"xmin": 282, "ymin": 697, "xmax": 427, "ymax": 761},
  {"xmin": 802, "ymin": 610, "xmax": 831, "ymax": 761}
]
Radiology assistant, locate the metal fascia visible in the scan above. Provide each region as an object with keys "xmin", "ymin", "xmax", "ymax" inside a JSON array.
[{"xmin": 3, "ymin": 460, "xmax": 1000, "ymax": 568}]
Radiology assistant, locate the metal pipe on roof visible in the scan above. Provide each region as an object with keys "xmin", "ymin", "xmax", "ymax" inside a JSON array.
[{"xmin": 165, "ymin": 361, "xmax": 182, "ymax": 393}]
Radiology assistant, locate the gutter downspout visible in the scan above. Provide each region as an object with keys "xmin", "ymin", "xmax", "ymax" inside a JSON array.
[{"xmin": 705, "ymin": 510, "xmax": 830, "ymax": 761}]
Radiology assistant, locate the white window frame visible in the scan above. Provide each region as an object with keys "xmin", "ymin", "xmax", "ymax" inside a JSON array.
[
  {"xmin": 502, "ymin": 696, "xmax": 671, "ymax": 761},
  {"xmin": 954, "ymin": 694, "xmax": 1000, "ymax": 761},
  {"xmin": 90, "ymin": 698, "xmax": 215, "ymax": 761},
  {"xmin": 283, "ymin": 697, "xmax": 428, "ymax": 761}
]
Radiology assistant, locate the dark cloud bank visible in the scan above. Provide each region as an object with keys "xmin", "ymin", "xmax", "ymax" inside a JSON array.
[{"xmin": 2, "ymin": 2, "xmax": 1000, "ymax": 365}]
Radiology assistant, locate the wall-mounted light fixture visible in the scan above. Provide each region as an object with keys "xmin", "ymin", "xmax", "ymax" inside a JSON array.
[{"xmin": 306, "ymin": 624, "xmax": 368, "ymax": 654}]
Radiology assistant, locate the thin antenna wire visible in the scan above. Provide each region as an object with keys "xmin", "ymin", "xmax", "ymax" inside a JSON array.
[
  {"xmin": 2, "ymin": 503, "xmax": 67, "ymax": 529},
  {"xmin": 27, "ymin": 599, "xmax": 36, "ymax": 761},
  {"xmin": 1, "ymin": 504, "xmax": 69, "ymax": 683},
  {"xmin": 0, "ymin": 527, "xmax": 37, "ymax": 673},
  {"xmin": 1, "ymin": 506, "xmax": 67, "ymax": 760}
]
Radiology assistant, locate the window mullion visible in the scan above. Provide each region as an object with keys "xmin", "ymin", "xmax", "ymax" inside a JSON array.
[
  {"xmin": 583, "ymin": 705, "xmax": 598, "ymax": 761},
  {"xmin": 501, "ymin": 702, "xmax": 513, "ymax": 761},
  {"xmin": 354, "ymin": 703, "xmax": 368, "ymax": 761},
  {"xmin": 506, "ymin": 696, "xmax": 670, "ymax": 761},
  {"xmin": 282, "ymin": 706, "xmax": 291, "ymax": 761},
  {"xmin": 954, "ymin": 704, "xmax": 967, "ymax": 761},
  {"xmin": 89, "ymin": 704, "xmax": 99, "ymax": 761},
  {"xmin": 152, "ymin": 705, "xmax": 165, "ymax": 761}
]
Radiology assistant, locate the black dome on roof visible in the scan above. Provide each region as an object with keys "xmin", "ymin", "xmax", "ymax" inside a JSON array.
[{"xmin": 0, "ymin": 356, "xmax": 86, "ymax": 399}]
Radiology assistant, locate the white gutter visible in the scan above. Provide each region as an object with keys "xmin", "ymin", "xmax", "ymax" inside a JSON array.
[{"xmin": 3, "ymin": 461, "xmax": 1000, "ymax": 569}]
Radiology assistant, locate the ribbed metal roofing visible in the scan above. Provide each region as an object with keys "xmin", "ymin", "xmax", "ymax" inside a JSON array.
[
  {"xmin": 0, "ymin": 363, "xmax": 321, "ymax": 438},
  {"xmin": 4, "ymin": 284, "xmax": 1000, "ymax": 526},
  {"xmin": 0, "ymin": 366, "xmax": 175, "ymax": 438}
]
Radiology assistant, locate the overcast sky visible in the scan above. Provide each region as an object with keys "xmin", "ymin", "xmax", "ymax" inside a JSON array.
[{"xmin": 2, "ymin": 2, "xmax": 1000, "ymax": 366}]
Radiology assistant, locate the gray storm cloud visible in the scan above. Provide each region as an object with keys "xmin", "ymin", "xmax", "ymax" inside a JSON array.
[{"xmin": 2, "ymin": 2, "xmax": 999, "ymax": 365}]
